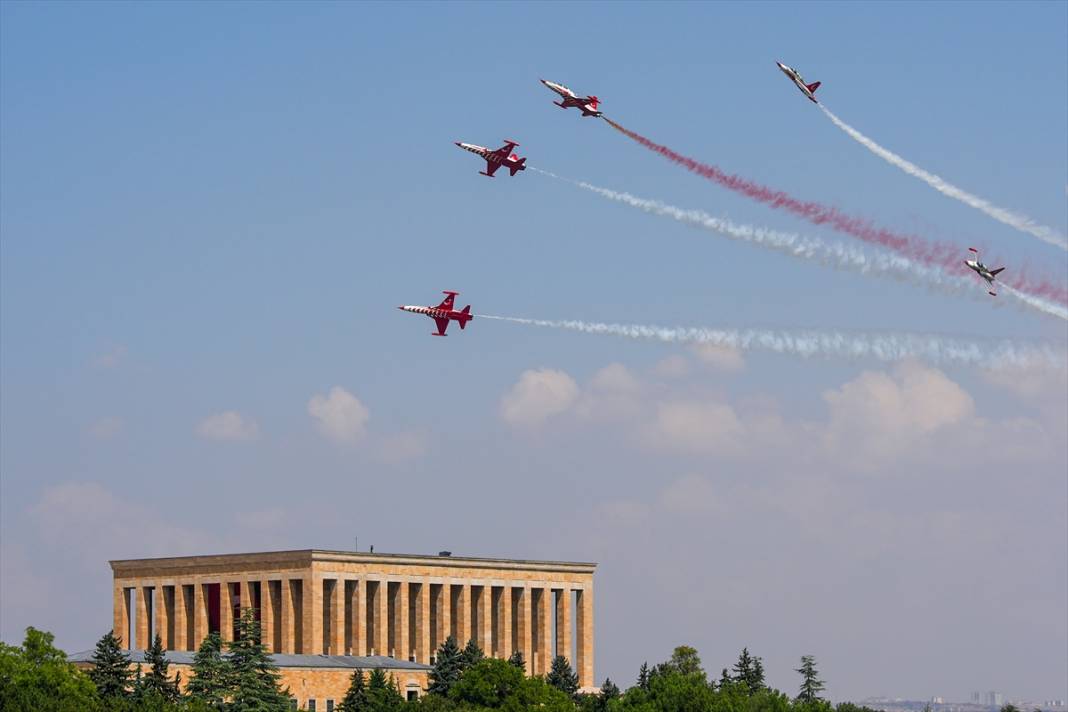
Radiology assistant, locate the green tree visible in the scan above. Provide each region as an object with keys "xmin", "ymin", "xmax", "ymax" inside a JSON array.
[
  {"xmin": 87, "ymin": 630, "xmax": 132, "ymax": 700},
  {"xmin": 450, "ymin": 658, "xmax": 573, "ymax": 712},
  {"xmin": 599, "ymin": 678, "xmax": 621, "ymax": 711},
  {"xmin": 547, "ymin": 655, "xmax": 579, "ymax": 698},
  {"xmin": 142, "ymin": 633, "xmax": 179, "ymax": 703},
  {"xmin": 718, "ymin": 668, "xmax": 732, "ymax": 689},
  {"xmin": 750, "ymin": 657, "xmax": 766, "ymax": 693},
  {"xmin": 795, "ymin": 655, "xmax": 825, "ymax": 704},
  {"xmin": 636, "ymin": 662, "xmax": 650, "ymax": 691},
  {"xmin": 187, "ymin": 631, "xmax": 228, "ymax": 708},
  {"xmin": 1001, "ymin": 706, "xmax": 1021, "ymax": 712},
  {"xmin": 366, "ymin": 668, "xmax": 405, "ymax": 712},
  {"xmin": 461, "ymin": 638, "xmax": 484, "ymax": 670},
  {"xmin": 226, "ymin": 607, "xmax": 289, "ymax": 711},
  {"xmin": 338, "ymin": 668, "xmax": 367, "ymax": 712},
  {"xmin": 732, "ymin": 648, "xmax": 754, "ymax": 685},
  {"xmin": 507, "ymin": 650, "xmax": 526, "ymax": 672},
  {"xmin": 0, "ymin": 627, "xmax": 100, "ymax": 712},
  {"xmin": 668, "ymin": 645, "xmax": 704, "ymax": 678},
  {"xmin": 429, "ymin": 636, "xmax": 464, "ymax": 696}
]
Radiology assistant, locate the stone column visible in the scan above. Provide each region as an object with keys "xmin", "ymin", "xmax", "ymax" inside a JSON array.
[
  {"xmin": 394, "ymin": 581, "xmax": 410, "ymax": 660},
  {"xmin": 302, "ymin": 574, "xmax": 319, "ymax": 655},
  {"xmin": 352, "ymin": 577, "xmax": 366, "ymax": 656},
  {"xmin": 498, "ymin": 585, "xmax": 512, "ymax": 658},
  {"xmin": 280, "ymin": 579, "xmax": 293, "ymax": 654},
  {"xmin": 455, "ymin": 584, "xmax": 470, "ymax": 646},
  {"xmin": 417, "ymin": 581, "xmax": 431, "ymax": 664},
  {"xmin": 154, "ymin": 584, "xmax": 168, "ymax": 648},
  {"xmin": 113, "ymin": 584, "xmax": 129, "ymax": 649},
  {"xmin": 172, "ymin": 585, "xmax": 187, "ymax": 651},
  {"xmin": 136, "ymin": 586, "xmax": 150, "ymax": 649},
  {"xmin": 517, "ymin": 586, "xmax": 532, "ymax": 673},
  {"xmin": 373, "ymin": 579, "xmax": 388, "ymax": 656},
  {"xmin": 193, "ymin": 582, "xmax": 208, "ymax": 651},
  {"xmin": 576, "ymin": 587, "xmax": 594, "ymax": 689},
  {"xmin": 220, "ymin": 583, "xmax": 235, "ymax": 644},
  {"xmin": 555, "ymin": 588, "xmax": 571, "ymax": 663},
  {"xmin": 239, "ymin": 579, "xmax": 252, "ymax": 620},
  {"xmin": 331, "ymin": 579, "xmax": 346, "ymax": 655},
  {"xmin": 260, "ymin": 579, "xmax": 276, "ymax": 653},
  {"xmin": 535, "ymin": 587, "xmax": 552, "ymax": 675},
  {"xmin": 438, "ymin": 583, "xmax": 452, "ymax": 648},
  {"xmin": 477, "ymin": 586, "xmax": 492, "ymax": 653}
]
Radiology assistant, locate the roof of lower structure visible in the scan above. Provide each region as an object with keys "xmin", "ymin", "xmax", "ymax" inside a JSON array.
[
  {"xmin": 68, "ymin": 649, "xmax": 431, "ymax": 671},
  {"xmin": 109, "ymin": 549, "xmax": 597, "ymax": 575}
]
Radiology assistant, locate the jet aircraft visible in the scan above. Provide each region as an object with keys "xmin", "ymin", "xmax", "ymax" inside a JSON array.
[
  {"xmin": 398, "ymin": 291, "xmax": 473, "ymax": 336},
  {"xmin": 964, "ymin": 248, "xmax": 1004, "ymax": 296},
  {"xmin": 455, "ymin": 140, "xmax": 527, "ymax": 177},
  {"xmin": 539, "ymin": 79, "xmax": 602, "ymax": 117},
  {"xmin": 776, "ymin": 61, "xmax": 822, "ymax": 103}
]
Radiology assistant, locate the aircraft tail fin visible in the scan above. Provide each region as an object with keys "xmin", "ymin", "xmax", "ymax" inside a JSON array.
[
  {"xmin": 459, "ymin": 305, "xmax": 472, "ymax": 329},
  {"xmin": 990, "ymin": 267, "xmax": 1005, "ymax": 276},
  {"xmin": 806, "ymin": 81, "xmax": 821, "ymax": 94},
  {"xmin": 509, "ymin": 158, "xmax": 526, "ymax": 176}
]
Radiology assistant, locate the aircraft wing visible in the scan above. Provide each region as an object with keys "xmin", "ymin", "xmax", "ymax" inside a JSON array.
[
  {"xmin": 482, "ymin": 160, "xmax": 500, "ymax": 177},
  {"xmin": 434, "ymin": 317, "xmax": 449, "ymax": 336},
  {"xmin": 494, "ymin": 141, "xmax": 518, "ymax": 155}
]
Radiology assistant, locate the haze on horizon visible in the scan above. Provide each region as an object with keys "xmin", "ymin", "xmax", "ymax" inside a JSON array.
[{"xmin": 1, "ymin": 0, "xmax": 1065, "ymax": 704}]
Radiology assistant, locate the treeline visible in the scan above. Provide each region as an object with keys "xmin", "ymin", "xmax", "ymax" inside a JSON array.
[{"xmin": 0, "ymin": 607, "xmax": 904, "ymax": 712}]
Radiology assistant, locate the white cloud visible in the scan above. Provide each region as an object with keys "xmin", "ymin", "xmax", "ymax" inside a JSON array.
[
  {"xmin": 88, "ymin": 416, "xmax": 124, "ymax": 440},
  {"xmin": 500, "ymin": 368, "xmax": 579, "ymax": 427},
  {"xmin": 821, "ymin": 361, "xmax": 973, "ymax": 464},
  {"xmin": 307, "ymin": 386, "xmax": 370, "ymax": 442},
  {"xmin": 196, "ymin": 410, "xmax": 260, "ymax": 441},
  {"xmin": 648, "ymin": 399, "xmax": 745, "ymax": 455},
  {"xmin": 692, "ymin": 344, "xmax": 745, "ymax": 372},
  {"xmin": 652, "ymin": 354, "xmax": 690, "ymax": 379}
]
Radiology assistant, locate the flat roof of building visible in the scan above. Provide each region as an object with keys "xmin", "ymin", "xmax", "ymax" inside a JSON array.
[
  {"xmin": 110, "ymin": 549, "xmax": 597, "ymax": 574},
  {"xmin": 68, "ymin": 649, "xmax": 432, "ymax": 672}
]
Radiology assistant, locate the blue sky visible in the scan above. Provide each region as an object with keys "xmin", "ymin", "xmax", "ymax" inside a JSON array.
[{"xmin": 2, "ymin": 0, "xmax": 1066, "ymax": 703}]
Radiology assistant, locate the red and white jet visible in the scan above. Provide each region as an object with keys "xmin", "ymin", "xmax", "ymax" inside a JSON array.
[
  {"xmin": 776, "ymin": 61, "xmax": 821, "ymax": 104},
  {"xmin": 539, "ymin": 79, "xmax": 602, "ymax": 117},
  {"xmin": 398, "ymin": 291, "xmax": 473, "ymax": 336},
  {"xmin": 964, "ymin": 248, "xmax": 1005, "ymax": 296},
  {"xmin": 455, "ymin": 139, "xmax": 527, "ymax": 177}
]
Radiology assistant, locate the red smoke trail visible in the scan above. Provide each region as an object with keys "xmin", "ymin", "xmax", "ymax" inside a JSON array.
[{"xmin": 603, "ymin": 118, "xmax": 1068, "ymax": 305}]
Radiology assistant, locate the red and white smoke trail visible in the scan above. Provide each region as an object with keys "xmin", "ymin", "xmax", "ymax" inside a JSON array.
[
  {"xmin": 601, "ymin": 117, "xmax": 1068, "ymax": 305},
  {"xmin": 818, "ymin": 104, "xmax": 1068, "ymax": 251},
  {"xmin": 527, "ymin": 168, "xmax": 1067, "ymax": 321}
]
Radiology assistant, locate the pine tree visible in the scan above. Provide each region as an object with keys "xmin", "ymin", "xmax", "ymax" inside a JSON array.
[
  {"xmin": 131, "ymin": 662, "xmax": 145, "ymax": 703},
  {"xmin": 637, "ymin": 662, "xmax": 650, "ymax": 691},
  {"xmin": 429, "ymin": 636, "xmax": 464, "ymax": 696},
  {"xmin": 547, "ymin": 655, "xmax": 579, "ymax": 698},
  {"xmin": 142, "ymin": 632, "xmax": 180, "ymax": 702},
  {"xmin": 227, "ymin": 607, "xmax": 289, "ymax": 711},
  {"xmin": 732, "ymin": 648, "xmax": 754, "ymax": 685},
  {"xmin": 600, "ymin": 677, "xmax": 621, "ymax": 707},
  {"xmin": 460, "ymin": 638, "xmax": 484, "ymax": 670},
  {"xmin": 338, "ymin": 668, "xmax": 367, "ymax": 712},
  {"xmin": 508, "ymin": 650, "xmax": 526, "ymax": 672},
  {"xmin": 188, "ymin": 631, "xmax": 228, "ymax": 708},
  {"xmin": 749, "ymin": 656, "xmax": 766, "ymax": 694},
  {"xmin": 88, "ymin": 629, "xmax": 133, "ymax": 699},
  {"xmin": 796, "ymin": 655, "xmax": 825, "ymax": 704},
  {"xmin": 718, "ymin": 668, "xmax": 732, "ymax": 690},
  {"xmin": 367, "ymin": 668, "xmax": 405, "ymax": 712}
]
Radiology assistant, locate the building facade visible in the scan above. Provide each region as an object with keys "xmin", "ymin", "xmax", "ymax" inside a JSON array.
[{"xmin": 110, "ymin": 549, "xmax": 596, "ymax": 690}]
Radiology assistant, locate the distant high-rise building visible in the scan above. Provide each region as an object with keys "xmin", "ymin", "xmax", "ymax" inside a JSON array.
[
  {"xmin": 972, "ymin": 692, "xmax": 982, "ymax": 704},
  {"xmin": 985, "ymin": 692, "xmax": 1003, "ymax": 707}
]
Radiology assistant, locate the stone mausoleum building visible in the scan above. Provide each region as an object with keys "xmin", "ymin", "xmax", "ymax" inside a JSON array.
[{"xmin": 99, "ymin": 549, "xmax": 596, "ymax": 708}]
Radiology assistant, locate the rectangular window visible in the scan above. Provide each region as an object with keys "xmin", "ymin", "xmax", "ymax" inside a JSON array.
[
  {"xmin": 308, "ymin": 701, "xmax": 316, "ymax": 711},
  {"xmin": 407, "ymin": 691, "xmax": 419, "ymax": 702},
  {"xmin": 327, "ymin": 702, "xmax": 335, "ymax": 712},
  {"xmin": 289, "ymin": 701, "xmax": 297, "ymax": 711}
]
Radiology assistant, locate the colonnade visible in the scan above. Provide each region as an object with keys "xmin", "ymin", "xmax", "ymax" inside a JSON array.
[{"xmin": 114, "ymin": 575, "xmax": 594, "ymax": 687}]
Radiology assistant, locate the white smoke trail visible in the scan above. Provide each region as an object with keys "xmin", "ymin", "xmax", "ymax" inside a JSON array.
[
  {"xmin": 818, "ymin": 105, "xmax": 1068, "ymax": 251},
  {"xmin": 478, "ymin": 314, "xmax": 1064, "ymax": 370},
  {"xmin": 528, "ymin": 168, "xmax": 1067, "ymax": 321}
]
